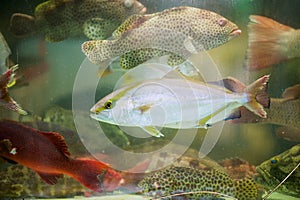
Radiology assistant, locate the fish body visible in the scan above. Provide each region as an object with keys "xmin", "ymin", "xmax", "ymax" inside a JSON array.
[
  {"xmin": 0, "ymin": 164, "xmax": 90, "ymax": 198},
  {"xmin": 232, "ymin": 84, "xmax": 300, "ymax": 141},
  {"xmin": 0, "ymin": 32, "xmax": 11, "ymax": 73},
  {"xmin": 246, "ymin": 15, "xmax": 300, "ymax": 70},
  {"xmin": 255, "ymin": 144, "xmax": 300, "ymax": 197},
  {"xmin": 138, "ymin": 166, "xmax": 259, "ymax": 200},
  {"xmin": 0, "ymin": 66, "xmax": 27, "ymax": 115},
  {"xmin": 0, "ymin": 120, "xmax": 123, "ymax": 192},
  {"xmin": 82, "ymin": 6, "xmax": 241, "ymax": 68},
  {"xmin": 90, "ymin": 72, "xmax": 269, "ymax": 137},
  {"xmin": 10, "ymin": 0, "xmax": 146, "ymax": 42}
]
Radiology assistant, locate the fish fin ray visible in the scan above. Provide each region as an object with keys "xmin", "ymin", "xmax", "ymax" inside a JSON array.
[
  {"xmin": 244, "ymin": 75, "xmax": 270, "ymax": 118},
  {"xmin": 37, "ymin": 171, "xmax": 63, "ymax": 185},
  {"xmin": 141, "ymin": 126, "xmax": 164, "ymax": 137},
  {"xmin": 208, "ymin": 77, "xmax": 247, "ymax": 93},
  {"xmin": 112, "ymin": 14, "xmax": 149, "ymax": 38},
  {"xmin": 38, "ymin": 131, "xmax": 71, "ymax": 157},
  {"xmin": 246, "ymin": 15, "xmax": 294, "ymax": 70}
]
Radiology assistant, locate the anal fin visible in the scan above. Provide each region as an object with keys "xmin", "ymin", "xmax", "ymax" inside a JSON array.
[
  {"xmin": 37, "ymin": 171, "xmax": 63, "ymax": 185},
  {"xmin": 141, "ymin": 126, "xmax": 164, "ymax": 137}
]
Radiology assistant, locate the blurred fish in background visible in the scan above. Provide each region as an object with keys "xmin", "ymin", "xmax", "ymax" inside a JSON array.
[
  {"xmin": 9, "ymin": 0, "xmax": 147, "ymax": 42},
  {"xmin": 232, "ymin": 84, "xmax": 300, "ymax": 142},
  {"xmin": 246, "ymin": 15, "xmax": 300, "ymax": 70}
]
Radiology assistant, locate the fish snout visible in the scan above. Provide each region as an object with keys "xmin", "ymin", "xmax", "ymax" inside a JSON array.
[{"xmin": 229, "ymin": 29, "xmax": 242, "ymax": 37}]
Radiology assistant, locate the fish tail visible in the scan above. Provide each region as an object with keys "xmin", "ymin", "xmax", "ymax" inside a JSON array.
[
  {"xmin": 68, "ymin": 158, "xmax": 122, "ymax": 192},
  {"xmin": 82, "ymin": 40, "xmax": 113, "ymax": 65},
  {"xmin": 9, "ymin": 13, "xmax": 36, "ymax": 37},
  {"xmin": 246, "ymin": 15, "xmax": 294, "ymax": 70},
  {"xmin": 243, "ymin": 75, "xmax": 270, "ymax": 118}
]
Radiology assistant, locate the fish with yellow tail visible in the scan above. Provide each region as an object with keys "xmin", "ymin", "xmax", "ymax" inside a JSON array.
[
  {"xmin": 10, "ymin": 0, "xmax": 146, "ymax": 42},
  {"xmin": 0, "ymin": 66, "xmax": 27, "ymax": 115},
  {"xmin": 82, "ymin": 6, "xmax": 241, "ymax": 70},
  {"xmin": 246, "ymin": 15, "xmax": 300, "ymax": 70},
  {"xmin": 232, "ymin": 84, "xmax": 300, "ymax": 141},
  {"xmin": 0, "ymin": 120, "xmax": 124, "ymax": 193},
  {"xmin": 90, "ymin": 67, "xmax": 269, "ymax": 137}
]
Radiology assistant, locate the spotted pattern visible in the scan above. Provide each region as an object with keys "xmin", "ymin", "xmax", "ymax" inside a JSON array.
[
  {"xmin": 0, "ymin": 165, "xmax": 89, "ymax": 198},
  {"xmin": 11, "ymin": 0, "xmax": 146, "ymax": 42},
  {"xmin": 82, "ymin": 6, "xmax": 239, "ymax": 66},
  {"xmin": 138, "ymin": 166, "xmax": 258, "ymax": 200},
  {"xmin": 255, "ymin": 144, "xmax": 300, "ymax": 197}
]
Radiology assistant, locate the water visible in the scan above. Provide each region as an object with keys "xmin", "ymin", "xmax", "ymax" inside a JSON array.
[{"xmin": 0, "ymin": 0, "xmax": 299, "ymax": 199}]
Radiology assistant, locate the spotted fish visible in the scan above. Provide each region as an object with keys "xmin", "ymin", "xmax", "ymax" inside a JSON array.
[
  {"xmin": 232, "ymin": 84, "xmax": 300, "ymax": 141},
  {"xmin": 10, "ymin": 0, "xmax": 146, "ymax": 42},
  {"xmin": 82, "ymin": 6, "xmax": 241, "ymax": 69},
  {"xmin": 0, "ymin": 164, "xmax": 91, "ymax": 198},
  {"xmin": 254, "ymin": 144, "xmax": 300, "ymax": 197},
  {"xmin": 138, "ymin": 166, "xmax": 259, "ymax": 200}
]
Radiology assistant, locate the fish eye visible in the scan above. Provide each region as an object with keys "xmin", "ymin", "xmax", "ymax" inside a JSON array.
[
  {"xmin": 218, "ymin": 18, "xmax": 228, "ymax": 27},
  {"xmin": 270, "ymin": 157, "xmax": 279, "ymax": 166},
  {"xmin": 104, "ymin": 100, "xmax": 113, "ymax": 109},
  {"xmin": 124, "ymin": 0, "xmax": 134, "ymax": 8}
]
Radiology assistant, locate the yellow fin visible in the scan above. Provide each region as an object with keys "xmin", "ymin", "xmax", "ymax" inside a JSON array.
[{"xmin": 141, "ymin": 126, "xmax": 164, "ymax": 137}]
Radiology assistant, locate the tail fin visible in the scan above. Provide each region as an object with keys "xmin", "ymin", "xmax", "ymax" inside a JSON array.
[
  {"xmin": 246, "ymin": 15, "xmax": 294, "ymax": 70},
  {"xmin": 69, "ymin": 158, "xmax": 123, "ymax": 192},
  {"xmin": 82, "ymin": 40, "xmax": 111, "ymax": 65},
  {"xmin": 243, "ymin": 75, "xmax": 270, "ymax": 118},
  {"xmin": 10, "ymin": 13, "xmax": 36, "ymax": 37}
]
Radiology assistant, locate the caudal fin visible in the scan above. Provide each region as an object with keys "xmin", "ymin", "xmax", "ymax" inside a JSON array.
[
  {"xmin": 82, "ymin": 40, "xmax": 112, "ymax": 65},
  {"xmin": 69, "ymin": 158, "xmax": 123, "ymax": 192},
  {"xmin": 246, "ymin": 15, "xmax": 294, "ymax": 70},
  {"xmin": 10, "ymin": 13, "xmax": 36, "ymax": 37},
  {"xmin": 243, "ymin": 75, "xmax": 270, "ymax": 118}
]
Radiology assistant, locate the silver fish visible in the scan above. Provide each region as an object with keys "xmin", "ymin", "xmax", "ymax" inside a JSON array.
[{"xmin": 90, "ymin": 68, "xmax": 269, "ymax": 137}]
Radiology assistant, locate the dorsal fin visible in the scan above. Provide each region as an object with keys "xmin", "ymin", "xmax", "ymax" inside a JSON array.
[
  {"xmin": 208, "ymin": 77, "xmax": 246, "ymax": 93},
  {"xmin": 38, "ymin": 131, "xmax": 71, "ymax": 157},
  {"xmin": 282, "ymin": 84, "xmax": 300, "ymax": 100},
  {"xmin": 112, "ymin": 14, "xmax": 150, "ymax": 38}
]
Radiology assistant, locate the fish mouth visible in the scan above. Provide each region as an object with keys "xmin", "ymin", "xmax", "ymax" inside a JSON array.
[
  {"xmin": 139, "ymin": 6, "xmax": 147, "ymax": 14},
  {"xmin": 229, "ymin": 28, "xmax": 242, "ymax": 37}
]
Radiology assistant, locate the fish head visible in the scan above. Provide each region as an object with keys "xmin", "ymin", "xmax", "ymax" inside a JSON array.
[
  {"xmin": 90, "ymin": 86, "xmax": 134, "ymax": 126},
  {"xmin": 255, "ymin": 144, "xmax": 300, "ymax": 193},
  {"xmin": 197, "ymin": 11, "xmax": 241, "ymax": 48},
  {"xmin": 123, "ymin": 0, "xmax": 147, "ymax": 17}
]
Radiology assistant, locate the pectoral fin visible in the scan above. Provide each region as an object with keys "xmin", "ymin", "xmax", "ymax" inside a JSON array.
[{"xmin": 141, "ymin": 126, "xmax": 164, "ymax": 137}]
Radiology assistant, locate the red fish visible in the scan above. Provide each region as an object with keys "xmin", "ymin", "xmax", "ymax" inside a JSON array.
[
  {"xmin": 246, "ymin": 15, "xmax": 300, "ymax": 70},
  {"xmin": 0, "ymin": 66, "xmax": 27, "ymax": 115},
  {"xmin": 0, "ymin": 120, "xmax": 124, "ymax": 192}
]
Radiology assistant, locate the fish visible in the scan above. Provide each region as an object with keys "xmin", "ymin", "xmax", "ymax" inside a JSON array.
[
  {"xmin": 138, "ymin": 166, "xmax": 260, "ymax": 200},
  {"xmin": 90, "ymin": 67, "xmax": 269, "ymax": 137},
  {"xmin": 254, "ymin": 144, "xmax": 300, "ymax": 197},
  {"xmin": 0, "ymin": 164, "xmax": 91, "ymax": 198},
  {"xmin": 246, "ymin": 15, "xmax": 300, "ymax": 70},
  {"xmin": 10, "ymin": 0, "xmax": 146, "ymax": 42},
  {"xmin": 0, "ymin": 120, "xmax": 124, "ymax": 193},
  {"xmin": 82, "ymin": 6, "xmax": 241, "ymax": 70},
  {"xmin": 231, "ymin": 84, "xmax": 300, "ymax": 141},
  {"xmin": 0, "ymin": 32, "xmax": 11, "ymax": 73},
  {"xmin": 0, "ymin": 66, "xmax": 27, "ymax": 115}
]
